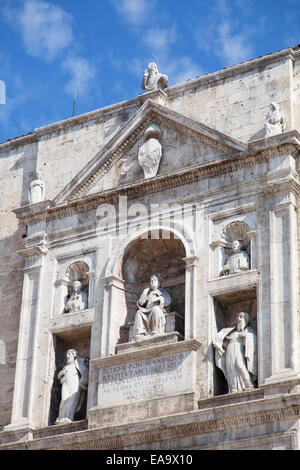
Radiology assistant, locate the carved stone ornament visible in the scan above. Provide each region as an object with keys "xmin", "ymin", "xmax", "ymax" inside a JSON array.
[
  {"xmin": 28, "ymin": 171, "xmax": 44, "ymax": 204},
  {"xmin": 55, "ymin": 349, "xmax": 89, "ymax": 424},
  {"xmin": 138, "ymin": 124, "xmax": 162, "ymax": 179},
  {"xmin": 133, "ymin": 273, "xmax": 171, "ymax": 341},
  {"xmin": 141, "ymin": 62, "xmax": 168, "ymax": 92},
  {"xmin": 264, "ymin": 101, "xmax": 287, "ymax": 137},
  {"xmin": 213, "ymin": 312, "xmax": 257, "ymax": 393}
]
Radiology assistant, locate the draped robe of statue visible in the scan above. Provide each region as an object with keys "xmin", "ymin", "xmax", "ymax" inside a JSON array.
[
  {"xmin": 55, "ymin": 350, "xmax": 89, "ymax": 424},
  {"xmin": 133, "ymin": 285, "xmax": 171, "ymax": 339},
  {"xmin": 213, "ymin": 324, "xmax": 257, "ymax": 393},
  {"xmin": 64, "ymin": 281, "xmax": 88, "ymax": 313},
  {"xmin": 28, "ymin": 172, "xmax": 44, "ymax": 204},
  {"xmin": 223, "ymin": 250, "xmax": 249, "ymax": 275}
]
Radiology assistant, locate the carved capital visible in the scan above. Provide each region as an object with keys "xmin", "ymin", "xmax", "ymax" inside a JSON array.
[{"xmin": 183, "ymin": 255, "xmax": 199, "ymax": 269}]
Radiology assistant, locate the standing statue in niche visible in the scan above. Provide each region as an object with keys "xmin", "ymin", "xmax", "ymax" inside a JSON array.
[
  {"xmin": 213, "ymin": 312, "xmax": 257, "ymax": 393},
  {"xmin": 138, "ymin": 124, "xmax": 162, "ymax": 179},
  {"xmin": 55, "ymin": 349, "xmax": 89, "ymax": 424},
  {"xmin": 264, "ymin": 102, "xmax": 286, "ymax": 137},
  {"xmin": 64, "ymin": 280, "xmax": 88, "ymax": 313},
  {"xmin": 141, "ymin": 62, "xmax": 168, "ymax": 92},
  {"xmin": 28, "ymin": 171, "xmax": 44, "ymax": 204},
  {"xmin": 222, "ymin": 240, "xmax": 249, "ymax": 275},
  {"xmin": 133, "ymin": 273, "xmax": 171, "ymax": 341}
]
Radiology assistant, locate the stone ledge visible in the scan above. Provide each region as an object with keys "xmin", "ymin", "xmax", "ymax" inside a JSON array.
[
  {"xmin": 116, "ymin": 331, "xmax": 180, "ymax": 354},
  {"xmin": 207, "ymin": 269, "xmax": 260, "ymax": 295},
  {"xmin": 198, "ymin": 388, "xmax": 264, "ymax": 410},
  {"xmin": 48, "ymin": 308, "xmax": 94, "ymax": 335},
  {"xmin": 91, "ymin": 338, "xmax": 201, "ymax": 367}
]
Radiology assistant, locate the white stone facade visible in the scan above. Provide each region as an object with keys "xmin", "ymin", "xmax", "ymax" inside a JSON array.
[{"xmin": 1, "ymin": 46, "xmax": 300, "ymax": 450}]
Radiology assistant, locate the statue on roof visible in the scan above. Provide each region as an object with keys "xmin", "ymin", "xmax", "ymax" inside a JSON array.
[{"xmin": 141, "ymin": 62, "xmax": 168, "ymax": 92}]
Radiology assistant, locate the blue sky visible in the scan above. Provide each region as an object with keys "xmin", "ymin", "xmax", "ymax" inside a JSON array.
[{"xmin": 0, "ymin": 0, "xmax": 299, "ymax": 144}]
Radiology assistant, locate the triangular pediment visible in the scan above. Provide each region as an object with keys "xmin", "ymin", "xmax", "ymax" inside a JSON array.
[{"xmin": 54, "ymin": 99, "xmax": 247, "ymax": 203}]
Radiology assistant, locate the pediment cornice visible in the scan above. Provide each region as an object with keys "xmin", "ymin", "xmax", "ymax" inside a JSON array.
[
  {"xmin": 14, "ymin": 133, "xmax": 300, "ymax": 226},
  {"xmin": 53, "ymin": 99, "xmax": 247, "ymax": 204}
]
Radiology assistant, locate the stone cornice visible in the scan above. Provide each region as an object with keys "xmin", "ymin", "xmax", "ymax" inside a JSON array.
[
  {"xmin": 2, "ymin": 395, "xmax": 300, "ymax": 450},
  {"xmin": 167, "ymin": 47, "xmax": 296, "ymax": 98},
  {"xmin": 51, "ymin": 404, "xmax": 300, "ymax": 450},
  {"xmin": 91, "ymin": 338, "xmax": 201, "ymax": 367},
  {"xmin": 0, "ymin": 90, "xmax": 167, "ymax": 151},
  {"xmin": 13, "ymin": 135, "xmax": 300, "ymax": 226},
  {"xmin": 0, "ymin": 132, "xmax": 38, "ymax": 151}
]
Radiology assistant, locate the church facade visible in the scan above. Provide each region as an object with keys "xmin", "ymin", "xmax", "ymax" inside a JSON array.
[{"xmin": 1, "ymin": 46, "xmax": 300, "ymax": 450}]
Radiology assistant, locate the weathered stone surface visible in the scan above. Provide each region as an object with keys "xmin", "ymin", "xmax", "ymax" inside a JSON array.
[{"xmin": 1, "ymin": 46, "xmax": 300, "ymax": 450}]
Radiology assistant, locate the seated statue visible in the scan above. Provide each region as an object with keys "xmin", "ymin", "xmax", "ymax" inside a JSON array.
[
  {"xmin": 133, "ymin": 273, "xmax": 171, "ymax": 341},
  {"xmin": 222, "ymin": 240, "xmax": 249, "ymax": 275},
  {"xmin": 55, "ymin": 349, "xmax": 89, "ymax": 424},
  {"xmin": 64, "ymin": 280, "xmax": 88, "ymax": 313},
  {"xmin": 213, "ymin": 312, "xmax": 257, "ymax": 393},
  {"xmin": 141, "ymin": 62, "xmax": 168, "ymax": 92}
]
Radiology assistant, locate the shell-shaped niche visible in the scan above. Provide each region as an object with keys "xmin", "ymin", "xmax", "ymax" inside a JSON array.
[
  {"xmin": 221, "ymin": 221, "xmax": 250, "ymax": 248},
  {"xmin": 65, "ymin": 261, "xmax": 90, "ymax": 284}
]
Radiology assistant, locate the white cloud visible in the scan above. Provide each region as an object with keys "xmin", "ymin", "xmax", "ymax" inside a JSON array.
[
  {"xmin": 111, "ymin": 0, "xmax": 201, "ymax": 87},
  {"xmin": 195, "ymin": 0, "xmax": 255, "ymax": 66},
  {"xmin": 16, "ymin": 0, "xmax": 73, "ymax": 61},
  {"xmin": 165, "ymin": 57, "xmax": 203, "ymax": 85},
  {"xmin": 0, "ymin": 75, "xmax": 30, "ymax": 134},
  {"xmin": 217, "ymin": 21, "xmax": 253, "ymax": 65},
  {"xmin": 1, "ymin": 1, "xmax": 98, "ymax": 99},
  {"xmin": 110, "ymin": 0, "xmax": 154, "ymax": 26},
  {"xmin": 140, "ymin": 26, "xmax": 201, "ymax": 85},
  {"xmin": 143, "ymin": 27, "xmax": 177, "ymax": 54},
  {"xmin": 62, "ymin": 55, "xmax": 97, "ymax": 96}
]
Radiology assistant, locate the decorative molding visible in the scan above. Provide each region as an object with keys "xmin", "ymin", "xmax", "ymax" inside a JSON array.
[
  {"xmin": 47, "ymin": 404, "xmax": 300, "ymax": 450},
  {"xmin": 91, "ymin": 338, "xmax": 201, "ymax": 368},
  {"xmin": 183, "ymin": 256, "xmax": 199, "ymax": 269},
  {"xmin": 14, "ymin": 140, "xmax": 300, "ymax": 227},
  {"xmin": 17, "ymin": 245, "xmax": 48, "ymax": 258}
]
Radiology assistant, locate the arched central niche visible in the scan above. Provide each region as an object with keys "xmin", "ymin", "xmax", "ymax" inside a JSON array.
[{"xmin": 119, "ymin": 230, "xmax": 186, "ymax": 344}]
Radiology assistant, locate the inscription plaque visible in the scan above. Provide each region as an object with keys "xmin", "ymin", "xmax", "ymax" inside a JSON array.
[{"xmin": 97, "ymin": 351, "xmax": 193, "ymax": 406}]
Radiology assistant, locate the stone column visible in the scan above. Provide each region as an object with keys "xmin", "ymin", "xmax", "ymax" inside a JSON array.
[
  {"xmin": 87, "ymin": 273, "xmax": 125, "ymax": 415},
  {"xmin": 101, "ymin": 275, "xmax": 126, "ymax": 355},
  {"xmin": 247, "ymin": 229, "xmax": 257, "ymax": 270},
  {"xmin": 259, "ymin": 192, "xmax": 299, "ymax": 385},
  {"xmin": 183, "ymin": 256, "xmax": 199, "ymax": 339},
  {"xmin": 3, "ymin": 245, "xmax": 47, "ymax": 439}
]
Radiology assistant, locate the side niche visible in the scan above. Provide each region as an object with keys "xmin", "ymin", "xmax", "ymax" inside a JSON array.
[
  {"xmin": 55, "ymin": 261, "xmax": 91, "ymax": 316},
  {"xmin": 211, "ymin": 220, "xmax": 255, "ymax": 278},
  {"xmin": 212, "ymin": 287, "xmax": 258, "ymax": 396},
  {"xmin": 220, "ymin": 221, "xmax": 251, "ymax": 276},
  {"xmin": 49, "ymin": 329, "xmax": 90, "ymax": 426}
]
